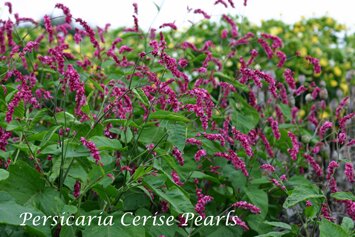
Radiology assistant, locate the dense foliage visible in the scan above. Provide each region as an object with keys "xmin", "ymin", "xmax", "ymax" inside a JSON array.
[{"xmin": 0, "ymin": 1, "xmax": 354, "ymax": 237}]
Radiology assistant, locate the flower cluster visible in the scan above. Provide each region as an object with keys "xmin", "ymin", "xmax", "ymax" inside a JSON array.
[
  {"xmin": 232, "ymin": 201, "xmax": 261, "ymax": 214},
  {"xmin": 80, "ymin": 137, "xmax": 102, "ymax": 165}
]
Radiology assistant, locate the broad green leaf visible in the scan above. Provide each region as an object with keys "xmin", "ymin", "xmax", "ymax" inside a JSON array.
[
  {"xmin": 164, "ymin": 121, "xmax": 186, "ymax": 151},
  {"xmin": 13, "ymin": 100, "xmax": 25, "ymax": 120},
  {"xmin": 200, "ymin": 225, "xmax": 243, "ymax": 237},
  {"xmin": 0, "ymin": 169, "xmax": 9, "ymax": 181},
  {"xmin": 279, "ymin": 104, "xmax": 291, "ymax": 121},
  {"xmin": 41, "ymin": 142, "xmax": 90, "ymax": 158},
  {"xmin": 319, "ymin": 218, "xmax": 348, "ymax": 237},
  {"xmin": 40, "ymin": 125, "xmax": 61, "ymax": 148},
  {"xmin": 149, "ymin": 110, "xmax": 189, "ymax": 122},
  {"xmin": 87, "ymin": 78, "xmax": 104, "ymax": 93},
  {"xmin": 60, "ymin": 226, "xmax": 76, "ymax": 237},
  {"xmin": 139, "ymin": 126, "xmax": 166, "ymax": 145},
  {"xmin": 90, "ymin": 136, "xmax": 122, "ymax": 151},
  {"xmin": 56, "ymin": 111, "xmax": 80, "ymax": 125},
  {"xmin": 331, "ymin": 192, "xmax": 355, "ymax": 201},
  {"xmin": 264, "ymin": 221, "xmax": 292, "ymax": 230},
  {"xmin": 122, "ymin": 190, "xmax": 151, "ymax": 211},
  {"xmin": 283, "ymin": 185, "xmax": 324, "ymax": 208},
  {"xmin": 132, "ymin": 166, "xmax": 152, "ymax": 181},
  {"xmin": 340, "ymin": 217, "xmax": 354, "ymax": 234},
  {"xmin": 6, "ymin": 119, "xmax": 25, "ymax": 131},
  {"xmin": 34, "ymin": 188, "xmax": 65, "ymax": 216},
  {"xmin": 132, "ymin": 88, "xmax": 150, "ymax": 106},
  {"xmin": 255, "ymin": 231, "xmax": 289, "ymax": 237},
  {"xmin": 143, "ymin": 175, "xmax": 194, "ymax": 213},
  {"xmin": 0, "ymin": 160, "xmax": 45, "ymax": 205},
  {"xmin": 82, "ymin": 223, "xmax": 144, "ymax": 237},
  {"xmin": 214, "ymin": 72, "xmax": 249, "ymax": 91},
  {"xmin": 5, "ymin": 89, "xmax": 17, "ymax": 103},
  {"xmin": 103, "ymin": 119, "xmax": 140, "ymax": 128},
  {"xmin": 231, "ymin": 95, "xmax": 260, "ymax": 133},
  {"xmin": 245, "ymin": 186, "xmax": 268, "ymax": 219},
  {"xmin": 0, "ymin": 192, "xmax": 51, "ymax": 237},
  {"xmin": 190, "ymin": 171, "xmax": 220, "ymax": 184},
  {"xmin": 120, "ymin": 127, "xmax": 133, "ymax": 143}
]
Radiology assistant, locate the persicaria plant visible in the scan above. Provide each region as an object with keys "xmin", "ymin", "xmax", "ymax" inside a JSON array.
[{"xmin": 0, "ymin": 1, "xmax": 354, "ymax": 236}]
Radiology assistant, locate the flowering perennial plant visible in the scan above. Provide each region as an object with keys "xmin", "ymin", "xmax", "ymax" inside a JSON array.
[{"xmin": 0, "ymin": 1, "xmax": 353, "ymax": 237}]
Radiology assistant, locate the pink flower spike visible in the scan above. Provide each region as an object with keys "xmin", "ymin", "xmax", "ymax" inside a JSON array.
[
  {"xmin": 5, "ymin": 2, "xmax": 12, "ymax": 14},
  {"xmin": 193, "ymin": 9, "xmax": 211, "ymax": 19},
  {"xmin": 231, "ymin": 216, "xmax": 249, "ymax": 230},
  {"xmin": 172, "ymin": 147, "xmax": 184, "ymax": 166},
  {"xmin": 319, "ymin": 121, "xmax": 332, "ymax": 139},
  {"xmin": 194, "ymin": 149, "xmax": 207, "ymax": 162},
  {"xmin": 232, "ymin": 201, "xmax": 261, "ymax": 214},
  {"xmin": 268, "ymin": 117, "xmax": 281, "ymax": 140},
  {"xmin": 305, "ymin": 55, "xmax": 321, "ymax": 74},
  {"xmin": 303, "ymin": 153, "xmax": 322, "ymax": 177},
  {"xmin": 260, "ymin": 164, "xmax": 275, "ymax": 173},
  {"xmin": 159, "ymin": 22, "xmax": 177, "ymax": 30},
  {"xmin": 345, "ymin": 162, "xmax": 354, "ymax": 183},
  {"xmin": 171, "ymin": 170, "xmax": 183, "ymax": 186},
  {"xmin": 214, "ymin": 0, "xmax": 228, "ymax": 8},
  {"xmin": 133, "ymin": 3, "xmax": 138, "ymax": 15},
  {"xmin": 80, "ymin": 137, "xmax": 102, "ymax": 165},
  {"xmin": 326, "ymin": 161, "xmax": 339, "ymax": 180},
  {"xmin": 73, "ymin": 180, "xmax": 81, "ymax": 198}
]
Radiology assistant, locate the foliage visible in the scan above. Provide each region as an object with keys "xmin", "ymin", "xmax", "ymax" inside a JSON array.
[{"xmin": 0, "ymin": 1, "xmax": 354, "ymax": 237}]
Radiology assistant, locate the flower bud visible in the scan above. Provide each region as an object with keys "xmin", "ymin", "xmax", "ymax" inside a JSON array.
[
  {"xmin": 302, "ymin": 135, "xmax": 312, "ymax": 143},
  {"xmin": 298, "ymin": 75, "xmax": 306, "ymax": 84},
  {"xmin": 305, "ymin": 93, "xmax": 313, "ymax": 102},
  {"xmin": 319, "ymin": 89, "xmax": 328, "ymax": 100}
]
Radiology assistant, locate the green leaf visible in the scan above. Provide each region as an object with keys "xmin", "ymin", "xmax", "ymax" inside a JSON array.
[
  {"xmin": 0, "ymin": 192, "xmax": 51, "ymax": 237},
  {"xmin": 331, "ymin": 192, "xmax": 355, "ymax": 201},
  {"xmin": 143, "ymin": 175, "xmax": 194, "ymax": 213},
  {"xmin": 132, "ymin": 166, "xmax": 152, "ymax": 181},
  {"xmin": 56, "ymin": 111, "xmax": 80, "ymax": 125},
  {"xmin": 149, "ymin": 110, "xmax": 190, "ymax": 122},
  {"xmin": 0, "ymin": 169, "xmax": 9, "ymax": 181},
  {"xmin": 13, "ymin": 100, "xmax": 25, "ymax": 120},
  {"xmin": 231, "ymin": 95, "xmax": 260, "ymax": 133},
  {"xmin": 88, "ymin": 78, "xmax": 104, "ymax": 93},
  {"xmin": 122, "ymin": 190, "xmax": 151, "ymax": 211},
  {"xmin": 201, "ymin": 225, "xmax": 243, "ymax": 237},
  {"xmin": 132, "ymin": 88, "xmax": 150, "ymax": 106},
  {"xmin": 34, "ymin": 188, "xmax": 65, "ymax": 216},
  {"xmin": 264, "ymin": 221, "xmax": 292, "ymax": 230},
  {"xmin": 0, "ymin": 160, "xmax": 45, "ymax": 205},
  {"xmin": 214, "ymin": 72, "xmax": 249, "ymax": 91},
  {"xmin": 319, "ymin": 218, "xmax": 348, "ymax": 237},
  {"xmin": 341, "ymin": 217, "xmax": 354, "ymax": 233},
  {"xmin": 245, "ymin": 186, "xmax": 268, "ymax": 219},
  {"xmin": 6, "ymin": 120, "xmax": 25, "ymax": 131},
  {"xmin": 103, "ymin": 119, "xmax": 140, "ymax": 128},
  {"xmin": 40, "ymin": 125, "xmax": 61, "ymax": 148},
  {"xmin": 278, "ymin": 104, "xmax": 291, "ymax": 121},
  {"xmin": 283, "ymin": 185, "xmax": 324, "ymax": 208},
  {"xmin": 41, "ymin": 142, "xmax": 90, "ymax": 158},
  {"xmin": 190, "ymin": 171, "xmax": 220, "ymax": 184},
  {"xmin": 90, "ymin": 136, "xmax": 122, "ymax": 151},
  {"xmin": 164, "ymin": 121, "xmax": 186, "ymax": 151},
  {"xmin": 60, "ymin": 226, "xmax": 76, "ymax": 237},
  {"xmin": 82, "ymin": 223, "xmax": 144, "ymax": 237},
  {"xmin": 139, "ymin": 126, "xmax": 166, "ymax": 145},
  {"xmin": 120, "ymin": 127, "xmax": 133, "ymax": 143},
  {"xmin": 5, "ymin": 89, "xmax": 17, "ymax": 103},
  {"xmin": 255, "ymin": 231, "xmax": 289, "ymax": 237}
]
